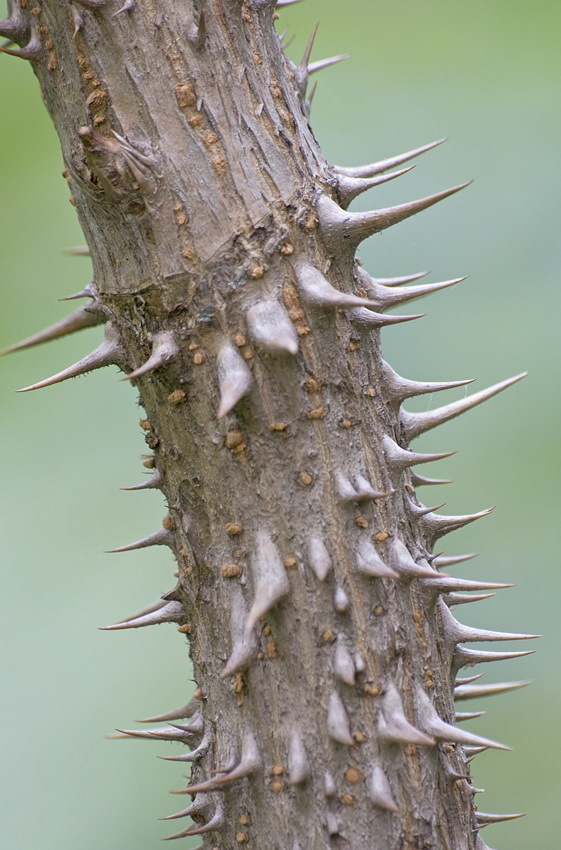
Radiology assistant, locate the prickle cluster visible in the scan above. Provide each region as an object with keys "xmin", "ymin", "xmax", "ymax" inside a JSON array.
[{"xmin": 2, "ymin": 0, "xmax": 534, "ymax": 847}]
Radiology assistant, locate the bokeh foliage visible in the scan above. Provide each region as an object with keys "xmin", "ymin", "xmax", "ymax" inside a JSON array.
[{"xmin": 1, "ymin": 1, "xmax": 559, "ymax": 847}]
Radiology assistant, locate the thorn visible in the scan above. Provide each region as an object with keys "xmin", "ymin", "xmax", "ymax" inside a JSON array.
[
  {"xmin": 401, "ymin": 373, "xmax": 527, "ymax": 440},
  {"xmin": 62, "ymin": 245, "xmax": 90, "ymax": 256},
  {"xmin": 246, "ymin": 299, "xmax": 299, "ymax": 355},
  {"xmin": 17, "ymin": 322, "xmax": 123, "ymax": 392},
  {"xmin": 295, "ymin": 22, "xmax": 319, "ymax": 92},
  {"xmin": 59, "ymin": 282, "xmax": 96, "ymax": 301},
  {"xmin": 158, "ymin": 729, "xmax": 211, "ymax": 763},
  {"xmin": 383, "ymin": 434, "xmax": 455, "ymax": 473},
  {"xmin": 159, "ymin": 793, "xmax": 211, "ymax": 821},
  {"xmin": 137, "ymin": 698, "xmax": 201, "ymax": 723},
  {"xmin": 378, "ymin": 684, "xmax": 435, "ymax": 747},
  {"xmin": 296, "ymin": 261, "xmax": 388, "ymax": 310},
  {"xmin": 353, "ymin": 475, "xmax": 395, "ymax": 501},
  {"xmin": 308, "ymin": 54, "xmax": 350, "ymax": 76},
  {"xmin": 410, "ymin": 473, "xmax": 453, "ymax": 487},
  {"xmin": 169, "ymin": 714, "xmax": 204, "ymax": 735},
  {"xmin": 334, "ymin": 137, "xmax": 447, "ymax": 179},
  {"xmin": 368, "ymin": 766, "xmax": 399, "ymax": 812},
  {"xmin": 216, "ymin": 342, "xmax": 254, "ymax": 418},
  {"xmin": 308, "ymin": 536, "xmax": 332, "ymax": 581},
  {"xmin": 355, "ymin": 540, "xmax": 399, "ymax": 579},
  {"xmin": 0, "ymin": 302, "xmax": 105, "ymax": 356},
  {"xmin": 440, "ymin": 601, "xmax": 540, "ymax": 645},
  {"xmin": 288, "ymin": 729, "xmax": 310, "ymax": 784},
  {"xmin": 424, "ymin": 576, "xmax": 512, "ymax": 593},
  {"xmin": 454, "ymin": 681, "xmax": 531, "ymax": 701},
  {"xmin": 372, "ymin": 270, "xmax": 430, "ymax": 287},
  {"xmin": 100, "ymin": 600, "xmax": 187, "ymax": 631},
  {"xmin": 475, "ymin": 811, "xmax": 525, "ymax": 826},
  {"xmin": 113, "ymin": 0, "xmax": 136, "ymax": 15},
  {"xmin": 420, "ymin": 507, "xmax": 494, "ymax": 544},
  {"xmin": 337, "ymin": 165, "xmax": 415, "ymax": 209},
  {"xmin": 121, "ymin": 469, "xmax": 163, "ymax": 491},
  {"xmin": 366, "ymin": 275, "xmax": 466, "ymax": 312},
  {"xmin": 105, "ymin": 527, "xmax": 174, "ymax": 553},
  {"xmin": 348, "ymin": 307, "xmax": 425, "ymax": 327},
  {"xmin": 221, "ymin": 590, "xmax": 259, "ymax": 678},
  {"xmin": 455, "ymin": 711, "xmax": 486, "ymax": 722},
  {"xmin": 172, "ymin": 730, "xmax": 261, "ymax": 795},
  {"xmin": 122, "ymin": 332, "xmax": 178, "ymax": 381},
  {"xmin": 276, "ymin": 0, "xmax": 305, "ymax": 6},
  {"xmin": 333, "ymin": 641, "xmax": 356, "ymax": 686},
  {"xmin": 327, "ymin": 691, "xmax": 354, "ymax": 745},
  {"xmin": 0, "ymin": 29, "xmax": 42, "ymax": 59},
  {"xmin": 432, "ymin": 553, "xmax": 478, "ymax": 569},
  {"xmin": 246, "ymin": 530, "xmax": 290, "ymax": 629},
  {"xmin": 415, "ymin": 687, "xmax": 510, "ymax": 750},
  {"xmin": 316, "ymin": 184, "xmax": 470, "ymax": 250},
  {"xmin": 380, "ymin": 361, "xmax": 474, "ymax": 405},
  {"xmin": 453, "ymin": 646, "xmax": 535, "ymax": 672},
  {"xmin": 444, "ymin": 592, "xmax": 496, "ymax": 607},
  {"xmin": 324, "ymin": 771, "xmax": 337, "ymax": 798},
  {"xmin": 163, "ymin": 803, "xmax": 225, "ymax": 840},
  {"xmin": 387, "ymin": 538, "xmax": 438, "ymax": 579},
  {"xmin": 110, "ymin": 724, "xmax": 193, "ymax": 741}
]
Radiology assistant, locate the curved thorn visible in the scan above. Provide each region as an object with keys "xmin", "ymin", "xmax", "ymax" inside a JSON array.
[
  {"xmin": 160, "ymin": 793, "xmax": 211, "ymax": 821},
  {"xmin": 387, "ymin": 538, "xmax": 437, "ymax": 579},
  {"xmin": 455, "ymin": 711, "xmax": 486, "ymax": 722},
  {"xmin": 113, "ymin": 0, "xmax": 136, "ymax": 15},
  {"xmin": 138, "ymin": 697, "xmax": 201, "ymax": 723},
  {"xmin": 410, "ymin": 473, "xmax": 453, "ymax": 487},
  {"xmin": 121, "ymin": 469, "xmax": 163, "ymax": 491},
  {"xmin": 17, "ymin": 323, "xmax": 123, "ymax": 392},
  {"xmin": 105, "ymin": 527, "xmax": 174, "ymax": 553},
  {"xmin": 368, "ymin": 276, "xmax": 466, "ymax": 311},
  {"xmin": 424, "ymin": 576, "xmax": 512, "ymax": 593},
  {"xmin": 158, "ymin": 729, "xmax": 212, "ymax": 763},
  {"xmin": 246, "ymin": 299, "xmax": 298, "ymax": 355},
  {"xmin": 110, "ymin": 724, "xmax": 191, "ymax": 741},
  {"xmin": 337, "ymin": 165, "xmax": 415, "ymax": 208},
  {"xmin": 454, "ymin": 681, "xmax": 531, "ymax": 701},
  {"xmin": 59, "ymin": 282, "xmax": 96, "ymax": 301},
  {"xmin": 163, "ymin": 803, "xmax": 225, "ymax": 840},
  {"xmin": 308, "ymin": 536, "xmax": 332, "ymax": 581},
  {"xmin": 63, "ymin": 245, "xmax": 90, "ymax": 257},
  {"xmin": 421, "ymin": 507, "xmax": 494, "ymax": 543},
  {"xmin": 221, "ymin": 590, "xmax": 258, "ymax": 678},
  {"xmin": 383, "ymin": 434, "xmax": 456, "ymax": 473},
  {"xmin": 380, "ymin": 360, "xmax": 474, "ymax": 404},
  {"xmin": 0, "ymin": 29, "xmax": 42, "ymax": 58},
  {"xmin": 216, "ymin": 342, "xmax": 254, "ymax": 418},
  {"xmin": 73, "ymin": 0, "xmax": 112, "ymax": 8},
  {"xmin": 348, "ymin": 307, "xmax": 424, "ymax": 327},
  {"xmin": 173, "ymin": 730, "xmax": 261, "ymax": 795},
  {"xmin": 122, "ymin": 332, "xmax": 178, "ymax": 381},
  {"xmin": 372, "ymin": 270, "xmax": 430, "ymax": 287},
  {"xmin": 317, "ymin": 184, "xmax": 470, "ymax": 250},
  {"xmin": 475, "ymin": 812, "xmax": 525, "ymax": 825},
  {"xmin": 99, "ymin": 600, "xmax": 187, "ymax": 631},
  {"xmin": 333, "ymin": 641, "xmax": 356, "ymax": 686},
  {"xmin": 453, "ymin": 646, "xmax": 535, "ymax": 672},
  {"xmin": 401, "ymin": 373, "xmax": 528, "ymax": 440},
  {"xmin": 288, "ymin": 729, "xmax": 310, "ymax": 784},
  {"xmin": 334, "ymin": 137, "xmax": 447, "ymax": 178},
  {"xmin": 0, "ymin": 303, "xmax": 104, "ymax": 357},
  {"xmin": 276, "ymin": 0, "xmax": 305, "ymax": 6},
  {"xmin": 444, "ymin": 592, "xmax": 496, "ymax": 606}
]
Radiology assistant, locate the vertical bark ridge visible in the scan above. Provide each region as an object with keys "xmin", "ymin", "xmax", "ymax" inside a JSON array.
[{"xmin": 1, "ymin": 1, "xmax": 532, "ymax": 848}]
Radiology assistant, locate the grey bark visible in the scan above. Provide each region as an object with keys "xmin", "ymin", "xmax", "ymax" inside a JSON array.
[{"xmin": 1, "ymin": 1, "xmax": 529, "ymax": 848}]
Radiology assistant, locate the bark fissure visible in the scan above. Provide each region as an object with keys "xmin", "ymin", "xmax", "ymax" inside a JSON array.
[{"xmin": 1, "ymin": 1, "xmax": 532, "ymax": 848}]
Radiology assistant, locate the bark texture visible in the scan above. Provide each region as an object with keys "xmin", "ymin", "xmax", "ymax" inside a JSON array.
[{"xmin": 1, "ymin": 1, "xmax": 531, "ymax": 848}]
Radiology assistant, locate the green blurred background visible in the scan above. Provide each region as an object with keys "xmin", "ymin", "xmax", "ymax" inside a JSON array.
[{"xmin": 1, "ymin": 1, "xmax": 559, "ymax": 847}]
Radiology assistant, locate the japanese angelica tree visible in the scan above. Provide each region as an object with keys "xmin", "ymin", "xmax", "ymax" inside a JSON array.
[{"xmin": 0, "ymin": 1, "xmax": 534, "ymax": 848}]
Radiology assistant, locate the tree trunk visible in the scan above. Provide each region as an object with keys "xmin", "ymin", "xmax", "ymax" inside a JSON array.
[{"xmin": 1, "ymin": 1, "xmax": 532, "ymax": 848}]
